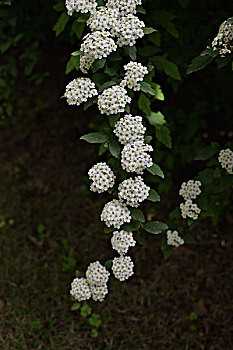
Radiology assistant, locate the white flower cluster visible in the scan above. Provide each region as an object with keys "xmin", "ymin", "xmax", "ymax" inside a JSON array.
[
  {"xmin": 81, "ymin": 31, "xmax": 117, "ymax": 60},
  {"xmin": 179, "ymin": 180, "xmax": 202, "ymax": 201},
  {"xmin": 65, "ymin": 0, "xmax": 97, "ymax": 16},
  {"xmin": 112, "ymin": 255, "xmax": 134, "ymax": 281},
  {"xmin": 111, "ymin": 230, "xmax": 136, "ymax": 255},
  {"xmin": 87, "ymin": 7, "xmax": 119, "ymax": 32},
  {"xmin": 100, "ymin": 199, "xmax": 131, "ymax": 228},
  {"xmin": 167, "ymin": 230, "xmax": 184, "ymax": 247},
  {"xmin": 121, "ymin": 141, "xmax": 153, "ymax": 174},
  {"xmin": 180, "ymin": 200, "xmax": 201, "ymax": 220},
  {"xmin": 64, "ymin": 78, "xmax": 98, "ymax": 106},
  {"xmin": 86, "ymin": 261, "xmax": 110, "ymax": 302},
  {"xmin": 118, "ymin": 176, "xmax": 150, "ymax": 207},
  {"xmin": 106, "ymin": 0, "xmax": 142, "ymax": 15},
  {"xmin": 122, "ymin": 61, "xmax": 148, "ymax": 91},
  {"xmin": 114, "ymin": 114, "xmax": 146, "ymax": 145},
  {"xmin": 212, "ymin": 18, "xmax": 233, "ymax": 56},
  {"xmin": 88, "ymin": 162, "xmax": 116, "ymax": 193},
  {"xmin": 80, "ymin": 55, "xmax": 95, "ymax": 74},
  {"xmin": 218, "ymin": 148, "xmax": 233, "ymax": 172},
  {"xmin": 70, "ymin": 277, "xmax": 91, "ymax": 301},
  {"xmin": 98, "ymin": 85, "xmax": 131, "ymax": 115},
  {"xmin": 112, "ymin": 14, "xmax": 145, "ymax": 47}
]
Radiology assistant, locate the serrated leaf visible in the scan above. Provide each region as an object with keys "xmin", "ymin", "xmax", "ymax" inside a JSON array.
[
  {"xmin": 109, "ymin": 137, "xmax": 121, "ymax": 158},
  {"xmin": 151, "ymin": 83, "xmax": 164, "ymax": 100},
  {"xmin": 138, "ymin": 93, "xmax": 151, "ymax": 115},
  {"xmin": 163, "ymin": 60, "xmax": 181, "ymax": 80},
  {"xmin": 52, "ymin": 12, "xmax": 69, "ymax": 36},
  {"xmin": 89, "ymin": 313, "xmax": 102, "ymax": 328},
  {"xmin": 186, "ymin": 54, "xmax": 214, "ymax": 74},
  {"xmin": 145, "ymin": 135, "xmax": 153, "ymax": 144},
  {"xmin": 156, "ymin": 125, "xmax": 172, "ymax": 149},
  {"xmin": 147, "ymin": 111, "xmax": 166, "ymax": 126},
  {"xmin": 99, "ymin": 80, "xmax": 117, "ymax": 93},
  {"xmin": 146, "ymin": 163, "xmax": 164, "ymax": 178},
  {"xmin": 135, "ymin": 233, "xmax": 145, "ymax": 245},
  {"xmin": 71, "ymin": 303, "xmax": 81, "ymax": 311},
  {"xmin": 109, "ymin": 113, "xmax": 121, "ymax": 128},
  {"xmin": 144, "ymin": 221, "xmax": 168, "ymax": 234},
  {"xmin": 140, "ymin": 81, "xmax": 156, "ymax": 95},
  {"xmin": 71, "ymin": 21, "xmax": 84, "ymax": 39},
  {"xmin": 194, "ymin": 143, "xmax": 220, "ymax": 160},
  {"xmin": 65, "ymin": 56, "xmax": 80, "ymax": 75},
  {"xmin": 77, "ymin": 13, "xmax": 90, "ymax": 22},
  {"xmin": 80, "ymin": 131, "xmax": 110, "ymax": 143},
  {"xmin": 80, "ymin": 303, "xmax": 92, "ymax": 317},
  {"xmin": 130, "ymin": 208, "xmax": 145, "ymax": 223},
  {"xmin": 124, "ymin": 45, "xmax": 137, "ymax": 61},
  {"xmin": 122, "ymin": 222, "xmax": 140, "ymax": 232},
  {"xmin": 92, "ymin": 58, "xmax": 106, "ymax": 73},
  {"xmin": 143, "ymin": 27, "xmax": 156, "ymax": 34},
  {"xmin": 162, "ymin": 21, "xmax": 179, "ymax": 38},
  {"xmin": 147, "ymin": 189, "xmax": 160, "ymax": 202}
]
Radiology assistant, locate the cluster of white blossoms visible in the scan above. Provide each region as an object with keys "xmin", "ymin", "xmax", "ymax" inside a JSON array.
[
  {"xmin": 180, "ymin": 199, "xmax": 201, "ymax": 220},
  {"xmin": 100, "ymin": 199, "xmax": 131, "ymax": 228},
  {"xmin": 65, "ymin": 0, "xmax": 97, "ymax": 16},
  {"xmin": 111, "ymin": 230, "xmax": 136, "ymax": 255},
  {"xmin": 81, "ymin": 31, "xmax": 117, "ymax": 60},
  {"xmin": 212, "ymin": 18, "xmax": 233, "ymax": 56},
  {"xmin": 112, "ymin": 255, "xmax": 134, "ymax": 281},
  {"xmin": 87, "ymin": 7, "xmax": 119, "ymax": 32},
  {"xmin": 88, "ymin": 162, "xmax": 116, "ymax": 193},
  {"xmin": 64, "ymin": 78, "xmax": 98, "ymax": 106},
  {"xmin": 114, "ymin": 114, "xmax": 146, "ymax": 145},
  {"xmin": 105, "ymin": 0, "xmax": 142, "ymax": 15},
  {"xmin": 218, "ymin": 148, "xmax": 233, "ymax": 172},
  {"xmin": 70, "ymin": 277, "xmax": 91, "ymax": 301},
  {"xmin": 167, "ymin": 230, "xmax": 184, "ymax": 247},
  {"xmin": 122, "ymin": 61, "xmax": 148, "ymax": 91},
  {"xmin": 86, "ymin": 261, "xmax": 110, "ymax": 285},
  {"xmin": 80, "ymin": 55, "xmax": 95, "ymax": 74},
  {"xmin": 111, "ymin": 14, "xmax": 145, "ymax": 47},
  {"xmin": 121, "ymin": 141, "xmax": 153, "ymax": 174},
  {"xmin": 118, "ymin": 176, "xmax": 150, "ymax": 207},
  {"xmin": 98, "ymin": 85, "xmax": 131, "ymax": 115},
  {"xmin": 179, "ymin": 180, "xmax": 202, "ymax": 201}
]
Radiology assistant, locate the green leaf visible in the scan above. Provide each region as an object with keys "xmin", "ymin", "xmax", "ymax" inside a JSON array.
[
  {"xmin": 80, "ymin": 303, "xmax": 92, "ymax": 318},
  {"xmin": 99, "ymin": 80, "xmax": 117, "ymax": 93},
  {"xmin": 156, "ymin": 125, "xmax": 172, "ymax": 149},
  {"xmin": 109, "ymin": 52, "xmax": 122, "ymax": 61},
  {"xmin": 130, "ymin": 208, "xmax": 145, "ymax": 223},
  {"xmin": 182, "ymin": 231, "xmax": 197, "ymax": 244},
  {"xmin": 65, "ymin": 56, "xmax": 80, "ymax": 75},
  {"xmin": 144, "ymin": 221, "xmax": 168, "ymax": 234},
  {"xmin": 147, "ymin": 189, "xmax": 160, "ymax": 202},
  {"xmin": 161, "ymin": 236, "xmax": 173, "ymax": 259},
  {"xmin": 53, "ymin": 2, "xmax": 65, "ymax": 11},
  {"xmin": 137, "ymin": 5, "xmax": 146, "ymax": 14},
  {"xmin": 163, "ymin": 60, "xmax": 181, "ymax": 80},
  {"xmin": 104, "ymin": 226, "xmax": 115, "ymax": 234},
  {"xmin": 52, "ymin": 12, "xmax": 69, "ymax": 37},
  {"xmin": 138, "ymin": 93, "xmax": 151, "ymax": 115},
  {"xmin": 145, "ymin": 135, "xmax": 153, "ymax": 144},
  {"xmin": 92, "ymin": 72, "xmax": 106, "ymax": 88},
  {"xmin": 71, "ymin": 303, "xmax": 81, "ymax": 311},
  {"xmin": 194, "ymin": 143, "xmax": 220, "ymax": 160},
  {"xmin": 77, "ymin": 13, "xmax": 90, "ymax": 22},
  {"xmin": 147, "ymin": 111, "xmax": 166, "ymax": 126},
  {"xmin": 143, "ymin": 27, "xmax": 156, "ymax": 34},
  {"xmin": 109, "ymin": 113, "xmax": 121, "ymax": 128},
  {"xmin": 109, "ymin": 138, "xmax": 121, "ymax": 158},
  {"xmin": 83, "ymin": 97, "xmax": 98, "ymax": 111},
  {"xmin": 104, "ymin": 259, "xmax": 112, "ymax": 269},
  {"xmin": 92, "ymin": 58, "xmax": 106, "ymax": 73},
  {"xmin": 71, "ymin": 21, "xmax": 84, "ymax": 39},
  {"xmin": 140, "ymin": 82, "xmax": 156, "ymax": 95},
  {"xmin": 161, "ymin": 21, "xmax": 179, "ymax": 38},
  {"xmin": 135, "ymin": 233, "xmax": 145, "ymax": 245},
  {"xmin": 186, "ymin": 53, "xmax": 214, "ymax": 74},
  {"xmin": 80, "ymin": 131, "xmax": 111, "ymax": 143},
  {"xmin": 122, "ymin": 222, "xmax": 140, "ymax": 232},
  {"xmin": 151, "ymin": 83, "xmax": 164, "ymax": 100},
  {"xmin": 89, "ymin": 314, "xmax": 102, "ymax": 328},
  {"xmin": 104, "ymin": 67, "xmax": 117, "ymax": 76},
  {"xmin": 124, "ymin": 45, "xmax": 137, "ymax": 61},
  {"xmin": 196, "ymin": 168, "xmax": 215, "ymax": 185},
  {"xmin": 75, "ymin": 270, "xmax": 84, "ymax": 278},
  {"xmin": 71, "ymin": 50, "xmax": 84, "ymax": 56},
  {"xmin": 146, "ymin": 163, "xmax": 164, "ymax": 178}
]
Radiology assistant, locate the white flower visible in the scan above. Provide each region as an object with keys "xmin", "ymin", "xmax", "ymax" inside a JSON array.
[
  {"xmin": 218, "ymin": 148, "xmax": 233, "ymax": 172},
  {"xmin": 100, "ymin": 199, "xmax": 131, "ymax": 228},
  {"xmin": 88, "ymin": 162, "xmax": 116, "ymax": 193},
  {"xmin": 86, "ymin": 261, "xmax": 110, "ymax": 286},
  {"xmin": 80, "ymin": 55, "xmax": 95, "ymax": 74},
  {"xmin": 112, "ymin": 255, "xmax": 134, "ymax": 281},
  {"xmin": 212, "ymin": 18, "xmax": 233, "ymax": 56},
  {"xmin": 121, "ymin": 141, "xmax": 153, "ymax": 174},
  {"xmin": 118, "ymin": 176, "xmax": 150, "ymax": 207},
  {"xmin": 87, "ymin": 6, "xmax": 119, "ymax": 32},
  {"xmin": 70, "ymin": 277, "xmax": 91, "ymax": 301},
  {"xmin": 80, "ymin": 31, "xmax": 117, "ymax": 61},
  {"xmin": 122, "ymin": 61, "xmax": 148, "ymax": 91},
  {"xmin": 106, "ymin": 0, "xmax": 142, "ymax": 16},
  {"xmin": 111, "ymin": 14, "xmax": 145, "ymax": 47},
  {"xmin": 180, "ymin": 200, "xmax": 201, "ymax": 220},
  {"xmin": 65, "ymin": 0, "xmax": 97, "ymax": 16},
  {"xmin": 64, "ymin": 78, "xmax": 98, "ymax": 106},
  {"xmin": 111, "ymin": 230, "xmax": 136, "ymax": 254},
  {"xmin": 114, "ymin": 114, "xmax": 146, "ymax": 145},
  {"xmin": 179, "ymin": 180, "xmax": 202, "ymax": 201},
  {"xmin": 90, "ymin": 283, "xmax": 108, "ymax": 302},
  {"xmin": 98, "ymin": 85, "xmax": 131, "ymax": 115},
  {"xmin": 167, "ymin": 230, "xmax": 184, "ymax": 247}
]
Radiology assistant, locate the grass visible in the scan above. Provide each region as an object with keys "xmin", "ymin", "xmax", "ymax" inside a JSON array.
[{"xmin": 0, "ymin": 113, "xmax": 233, "ymax": 350}]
